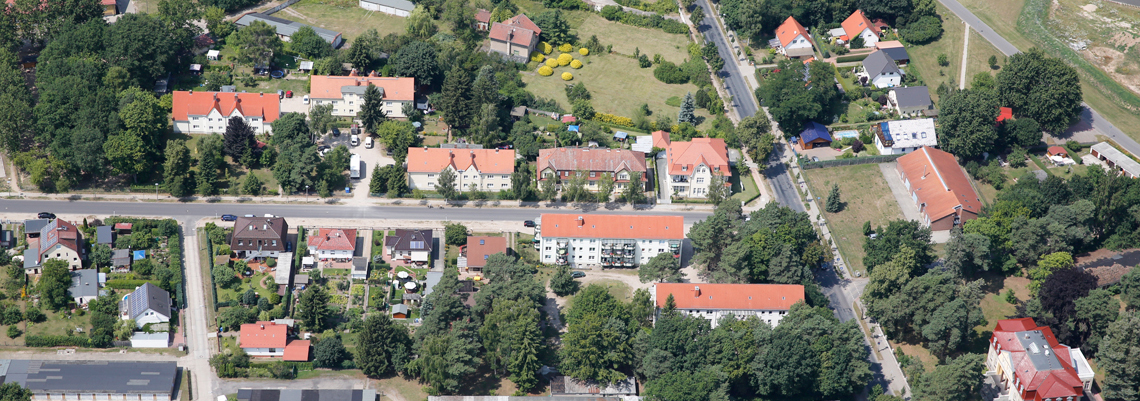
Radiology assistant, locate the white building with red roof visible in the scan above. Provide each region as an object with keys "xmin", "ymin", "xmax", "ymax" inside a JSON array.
[
  {"xmin": 488, "ymin": 14, "xmax": 541, "ymax": 58},
  {"xmin": 171, "ymin": 91, "xmax": 280, "ymax": 134},
  {"xmin": 239, "ymin": 321, "xmax": 310, "ymax": 361},
  {"xmin": 986, "ymin": 318, "xmax": 1093, "ymax": 401},
  {"xmin": 775, "ymin": 16, "xmax": 814, "ymax": 58},
  {"xmin": 535, "ymin": 214, "xmax": 683, "ymax": 268},
  {"xmin": 841, "ymin": 9, "xmax": 880, "ymax": 48},
  {"xmin": 308, "ymin": 73, "xmax": 415, "ymax": 118},
  {"xmin": 666, "ymin": 136, "xmax": 732, "ymax": 198},
  {"xmin": 406, "ymin": 147, "xmax": 516, "ymax": 192},
  {"xmin": 536, "ymin": 148, "xmax": 648, "ymax": 195},
  {"xmin": 306, "ymin": 228, "xmax": 357, "ymax": 261},
  {"xmin": 652, "ymin": 283, "xmax": 804, "ymax": 328}
]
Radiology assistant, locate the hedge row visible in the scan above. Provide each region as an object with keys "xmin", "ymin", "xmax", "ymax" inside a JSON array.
[
  {"xmin": 836, "ymin": 54, "xmax": 869, "ymax": 63},
  {"xmin": 250, "ymin": 361, "xmax": 314, "ymax": 371},
  {"xmin": 594, "ymin": 112, "xmax": 634, "ymax": 127},
  {"xmin": 26, "ymin": 335, "xmax": 91, "ymax": 347},
  {"xmin": 599, "ymin": 5, "xmax": 689, "ymax": 34},
  {"xmin": 105, "ymin": 279, "xmax": 156, "ymax": 290}
]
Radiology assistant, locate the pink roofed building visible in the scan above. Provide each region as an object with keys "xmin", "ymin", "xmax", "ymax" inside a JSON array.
[
  {"xmin": 985, "ymin": 318, "xmax": 1094, "ymax": 401},
  {"xmin": 488, "ymin": 14, "xmax": 541, "ymax": 58}
]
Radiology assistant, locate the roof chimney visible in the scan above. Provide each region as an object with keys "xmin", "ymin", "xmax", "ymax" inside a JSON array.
[
  {"xmin": 693, "ymin": 286, "xmax": 701, "ymax": 297},
  {"xmin": 260, "ymin": 324, "xmax": 265, "ymax": 329},
  {"xmin": 577, "ymin": 216, "xmax": 584, "ymax": 226}
]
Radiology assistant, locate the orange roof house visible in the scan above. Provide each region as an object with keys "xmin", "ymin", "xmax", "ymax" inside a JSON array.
[
  {"xmin": 474, "ymin": 9, "xmax": 491, "ymax": 31},
  {"xmin": 666, "ymin": 137, "xmax": 731, "ymax": 198},
  {"xmin": 986, "ymin": 318, "xmax": 1094, "ymax": 401},
  {"xmin": 308, "ymin": 75, "xmax": 416, "ymax": 101},
  {"xmin": 997, "ymin": 106, "xmax": 1014, "ymax": 123},
  {"xmin": 240, "ymin": 322, "xmax": 288, "ymax": 349},
  {"xmin": 841, "ymin": 10, "xmax": 880, "ymax": 47},
  {"xmin": 540, "ymin": 214, "xmax": 684, "ymax": 240},
  {"xmin": 536, "ymin": 148, "xmax": 648, "ymax": 192},
  {"xmin": 775, "ymin": 16, "xmax": 814, "ymax": 58},
  {"xmin": 171, "ymin": 91, "xmax": 280, "ymax": 134},
  {"xmin": 653, "ymin": 283, "xmax": 805, "ymax": 327},
  {"xmin": 306, "ymin": 228, "xmax": 357, "ymax": 259},
  {"xmin": 895, "ymin": 147, "xmax": 981, "ymax": 231},
  {"xmin": 283, "ymin": 340, "xmax": 311, "ymax": 362},
  {"xmin": 651, "ymin": 131, "xmax": 671, "ymax": 149},
  {"xmin": 460, "ymin": 235, "xmax": 508, "ymax": 271},
  {"xmin": 488, "ymin": 14, "xmax": 542, "ymax": 58},
  {"xmin": 405, "ymin": 148, "xmax": 516, "ymax": 192},
  {"xmin": 1047, "ymin": 146, "xmax": 1069, "ymax": 158}
]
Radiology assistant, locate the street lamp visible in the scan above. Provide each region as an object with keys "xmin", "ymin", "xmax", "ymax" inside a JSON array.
[
  {"xmin": 155, "ymin": 183, "xmax": 159, "ymax": 200},
  {"xmin": 305, "ymin": 185, "xmax": 309, "ymax": 201}
]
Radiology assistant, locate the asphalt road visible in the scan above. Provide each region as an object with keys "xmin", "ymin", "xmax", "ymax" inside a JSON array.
[
  {"xmin": 938, "ymin": 0, "xmax": 1140, "ymax": 158},
  {"xmin": 1, "ymin": 200, "xmax": 714, "ymax": 223},
  {"xmin": 763, "ymin": 143, "xmax": 806, "ymax": 212},
  {"xmin": 693, "ymin": 0, "xmax": 759, "ymax": 119}
]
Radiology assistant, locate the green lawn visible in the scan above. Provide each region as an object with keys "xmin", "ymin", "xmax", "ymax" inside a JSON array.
[
  {"xmin": 287, "ymin": 0, "xmax": 413, "ymax": 42},
  {"xmin": 803, "ymin": 163, "xmax": 905, "ymax": 276},
  {"xmin": 577, "ymin": 15, "xmax": 692, "ymax": 63},
  {"xmin": 907, "ymin": 2, "xmax": 967, "ymax": 102},
  {"xmin": 729, "ymin": 172, "xmax": 759, "ymax": 204},
  {"xmin": 964, "ymin": 29, "xmax": 1007, "ymax": 83},
  {"xmin": 179, "ymin": 134, "xmax": 280, "ymax": 195}
]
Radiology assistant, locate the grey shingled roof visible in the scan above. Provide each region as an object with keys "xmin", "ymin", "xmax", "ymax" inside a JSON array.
[
  {"xmin": 69, "ymin": 270, "xmax": 100, "ymax": 299},
  {"xmin": 22, "ymin": 249, "xmax": 38, "ymax": 269},
  {"xmin": 880, "ymin": 47, "xmax": 909, "ymax": 62},
  {"xmin": 235, "ymin": 13, "xmax": 341, "ymax": 44},
  {"xmin": 863, "ymin": 50, "xmax": 900, "ymax": 79},
  {"xmin": 384, "ymin": 229, "xmax": 432, "ymax": 253},
  {"xmin": 125, "ymin": 283, "xmax": 171, "ymax": 321},
  {"xmin": 391, "ymin": 304, "xmax": 409, "ymax": 315},
  {"xmin": 24, "ymin": 219, "xmax": 48, "ymax": 234},
  {"xmin": 892, "ymin": 86, "xmax": 931, "ymax": 109},
  {"xmin": 97, "ymin": 226, "xmax": 113, "ymax": 244},
  {"xmin": 112, "ymin": 249, "xmax": 131, "ymax": 267},
  {"xmin": 360, "ymin": 0, "xmax": 414, "ymax": 11},
  {"xmin": 0, "ymin": 360, "xmax": 177, "ymax": 395}
]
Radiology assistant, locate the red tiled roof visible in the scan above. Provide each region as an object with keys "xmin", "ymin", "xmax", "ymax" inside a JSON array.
[
  {"xmin": 842, "ymin": 10, "xmax": 879, "ymax": 41},
  {"xmin": 504, "ymin": 14, "xmax": 541, "ymax": 35},
  {"xmin": 896, "ymin": 147, "xmax": 980, "ymax": 224},
  {"xmin": 991, "ymin": 318, "xmax": 1085, "ymax": 401},
  {"xmin": 240, "ymin": 322, "xmax": 288, "ymax": 348},
  {"xmin": 306, "ymin": 228, "xmax": 357, "ymax": 252},
  {"xmin": 1047, "ymin": 146, "xmax": 1068, "ymax": 157},
  {"xmin": 655, "ymin": 283, "xmax": 804, "ymax": 310},
  {"xmin": 667, "ymin": 138, "xmax": 731, "ymax": 177},
  {"xmin": 489, "ymin": 22, "xmax": 536, "ymax": 47},
  {"xmin": 114, "ymin": 223, "xmax": 133, "ymax": 230},
  {"xmin": 651, "ymin": 131, "xmax": 671, "ymax": 149},
  {"xmin": 172, "ymin": 91, "xmax": 280, "ymax": 123},
  {"xmin": 775, "ymin": 16, "xmax": 812, "ymax": 48},
  {"xmin": 308, "ymin": 75, "xmax": 416, "ymax": 101},
  {"xmin": 475, "ymin": 8, "xmax": 491, "ymax": 23},
  {"xmin": 464, "ymin": 236, "xmax": 507, "ymax": 268},
  {"xmin": 283, "ymin": 340, "xmax": 310, "ymax": 361},
  {"xmin": 561, "ymin": 115, "xmax": 577, "ymax": 123},
  {"xmin": 997, "ymin": 106, "xmax": 1014, "ymax": 122},
  {"xmin": 537, "ymin": 148, "xmax": 647, "ymax": 179},
  {"xmin": 406, "ymin": 148, "xmax": 516, "ymax": 175},
  {"xmin": 540, "ymin": 214, "xmax": 684, "ymax": 240}
]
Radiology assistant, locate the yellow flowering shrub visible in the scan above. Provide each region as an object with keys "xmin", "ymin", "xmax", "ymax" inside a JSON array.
[
  {"xmin": 570, "ymin": 59, "xmax": 583, "ymax": 69},
  {"xmin": 538, "ymin": 66, "xmax": 554, "ymax": 76},
  {"xmin": 541, "ymin": 42, "xmax": 553, "ymax": 54},
  {"xmin": 531, "ymin": 53, "xmax": 545, "ymax": 62},
  {"xmin": 561, "ymin": 72, "xmax": 573, "ymax": 80},
  {"xmin": 593, "ymin": 112, "xmax": 634, "ymax": 127},
  {"xmin": 557, "ymin": 53, "xmax": 573, "ymax": 66},
  {"xmin": 559, "ymin": 43, "xmax": 573, "ymax": 52},
  {"xmin": 545, "ymin": 58, "xmax": 558, "ymax": 68},
  {"xmin": 579, "ymin": 48, "xmax": 589, "ymax": 56}
]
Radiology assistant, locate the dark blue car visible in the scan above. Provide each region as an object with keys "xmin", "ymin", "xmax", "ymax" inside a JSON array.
[{"xmin": 220, "ymin": 214, "xmax": 238, "ymax": 221}]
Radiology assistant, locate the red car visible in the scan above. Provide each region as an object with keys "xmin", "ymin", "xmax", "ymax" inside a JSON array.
[{"xmin": 286, "ymin": 90, "xmax": 293, "ymax": 98}]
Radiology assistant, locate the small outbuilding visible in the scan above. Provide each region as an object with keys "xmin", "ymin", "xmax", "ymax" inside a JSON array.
[
  {"xmin": 97, "ymin": 226, "xmax": 114, "ymax": 245},
  {"xmin": 798, "ymin": 121, "xmax": 832, "ymax": 149},
  {"xmin": 207, "ymin": 50, "xmax": 221, "ymax": 61},
  {"xmin": 391, "ymin": 304, "xmax": 409, "ymax": 319},
  {"xmin": 1047, "ymin": 146, "xmax": 1069, "ymax": 158}
]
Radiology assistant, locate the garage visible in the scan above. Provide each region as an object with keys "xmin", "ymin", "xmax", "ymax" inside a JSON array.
[{"xmin": 359, "ymin": 0, "xmax": 414, "ymax": 17}]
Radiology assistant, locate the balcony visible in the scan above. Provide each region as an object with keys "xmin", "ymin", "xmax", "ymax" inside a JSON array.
[
  {"xmin": 671, "ymin": 175, "xmax": 690, "ymax": 183},
  {"xmin": 623, "ymin": 243, "xmax": 635, "ymax": 249}
]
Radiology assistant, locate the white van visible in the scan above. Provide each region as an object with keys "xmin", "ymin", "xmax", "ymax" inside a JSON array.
[
  {"xmin": 350, "ymin": 135, "xmax": 359, "ymax": 146},
  {"xmin": 364, "ymin": 136, "xmax": 374, "ymax": 149}
]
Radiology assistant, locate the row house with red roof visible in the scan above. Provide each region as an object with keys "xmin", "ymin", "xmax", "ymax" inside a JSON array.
[
  {"xmin": 406, "ymin": 148, "xmax": 516, "ymax": 192},
  {"xmin": 308, "ymin": 74, "xmax": 415, "ymax": 118},
  {"xmin": 986, "ymin": 318, "xmax": 1094, "ymax": 401},
  {"xmin": 536, "ymin": 148, "xmax": 648, "ymax": 195},
  {"xmin": 306, "ymin": 228, "xmax": 357, "ymax": 261},
  {"xmin": 172, "ymin": 91, "xmax": 280, "ymax": 134},
  {"xmin": 660, "ymin": 133, "xmax": 732, "ymax": 199},
  {"xmin": 653, "ymin": 283, "xmax": 805, "ymax": 328},
  {"xmin": 534, "ymin": 214, "xmax": 683, "ymax": 268}
]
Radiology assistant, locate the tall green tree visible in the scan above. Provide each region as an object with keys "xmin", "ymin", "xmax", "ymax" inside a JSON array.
[
  {"xmin": 223, "ymin": 116, "xmax": 255, "ymax": 160},
  {"xmin": 439, "ymin": 65, "xmax": 475, "ymax": 129},
  {"xmin": 163, "ymin": 139, "xmax": 194, "ymax": 197},
  {"xmin": 912, "ymin": 353, "xmax": 986, "ymax": 401},
  {"xmin": 436, "ymin": 168, "xmax": 458, "ymax": 200},
  {"xmin": 377, "ymin": 121, "xmax": 417, "ymax": 164},
  {"xmin": 356, "ymin": 314, "xmax": 412, "ymax": 377},
  {"xmin": 1099, "ymin": 311, "xmax": 1140, "ymax": 401},
  {"xmin": 825, "ymin": 184, "xmax": 842, "ymax": 213},
  {"xmin": 639, "ymin": 252, "xmax": 682, "ymax": 283},
  {"xmin": 622, "ymin": 172, "xmax": 646, "ymax": 203},
  {"xmin": 532, "ymin": 10, "xmax": 574, "ymax": 44},
  {"xmin": 392, "ymin": 40, "xmax": 438, "ymax": 86},
  {"xmin": 233, "ymin": 20, "xmax": 282, "ymax": 67},
  {"xmin": 38, "ymin": 260, "xmax": 73, "ymax": 310},
  {"xmin": 289, "ymin": 25, "xmax": 332, "ymax": 59},
  {"xmin": 996, "ymin": 48, "xmax": 1082, "ymax": 133},
  {"xmin": 677, "ymin": 92, "xmax": 696, "ymax": 124},
  {"xmin": 359, "ymin": 83, "xmax": 387, "ymax": 134},
  {"xmin": 1121, "ymin": 267, "xmax": 1140, "ymax": 311},
  {"xmin": 297, "ymin": 285, "xmax": 331, "ymax": 332},
  {"xmin": 937, "ymin": 88, "xmax": 999, "ymax": 159}
]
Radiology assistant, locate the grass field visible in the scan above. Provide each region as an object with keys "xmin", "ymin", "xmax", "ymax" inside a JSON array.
[
  {"xmin": 803, "ymin": 163, "xmax": 905, "ymax": 276},
  {"xmin": 908, "ymin": 3, "xmax": 967, "ymax": 102},
  {"xmin": 730, "ymin": 172, "xmax": 759, "ymax": 204},
  {"xmin": 576, "ymin": 16, "xmax": 692, "ymax": 63},
  {"xmin": 287, "ymin": 0, "xmax": 412, "ymax": 42},
  {"xmin": 965, "ymin": 29, "xmax": 1007, "ymax": 83}
]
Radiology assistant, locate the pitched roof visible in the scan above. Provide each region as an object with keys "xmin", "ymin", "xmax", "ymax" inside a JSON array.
[
  {"xmin": 997, "ymin": 106, "xmax": 1014, "ymax": 122},
  {"xmin": 667, "ymin": 138, "xmax": 732, "ymax": 177},
  {"xmin": 1091, "ymin": 142, "xmax": 1140, "ymax": 177},
  {"xmin": 991, "ymin": 318, "xmax": 1085, "ymax": 400},
  {"xmin": 283, "ymin": 340, "xmax": 310, "ymax": 361},
  {"xmin": 879, "ymin": 46, "xmax": 910, "ymax": 62},
  {"xmin": 306, "ymin": 228, "xmax": 357, "ymax": 252},
  {"xmin": 231, "ymin": 216, "xmax": 288, "ymax": 252},
  {"xmin": 240, "ymin": 322, "xmax": 288, "ymax": 348},
  {"xmin": 171, "ymin": 91, "xmax": 280, "ymax": 123},
  {"xmin": 842, "ymin": 9, "xmax": 879, "ymax": 40},
  {"xmin": 235, "ymin": 12, "xmax": 342, "ymax": 44},
  {"xmin": 799, "ymin": 121, "xmax": 832, "ymax": 143},
  {"xmin": 112, "ymin": 249, "xmax": 132, "ymax": 267},
  {"xmin": 406, "ymin": 148, "xmax": 516, "ymax": 175},
  {"xmin": 40, "ymin": 219, "xmax": 81, "ymax": 255},
  {"xmin": 537, "ymin": 148, "xmax": 647, "ymax": 176},
  {"xmin": 68, "ymin": 269, "xmax": 100, "ymax": 298},
  {"xmin": 7, "ymin": 360, "xmax": 178, "ymax": 395},
  {"xmin": 651, "ymin": 130, "xmax": 671, "ymax": 149},
  {"xmin": 124, "ymin": 283, "xmax": 171, "ymax": 321},
  {"xmin": 384, "ymin": 229, "xmax": 433, "ymax": 253},
  {"xmin": 776, "ymin": 16, "xmax": 812, "ymax": 48},
  {"xmin": 1047, "ymin": 146, "xmax": 1069, "ymax": 157},
  {"xmin": 863, "ymin": 50, "xmax": 900, "ymax": 78},
  {"xmin": 464, "ymin": 236, "xmax": 507, "ymax": 268},
  {"xmin": 540, "ymin": 214, "xmax": 684, "ymax": 240},
  {"xmin": 475, "ymin": 8, "xmax": 491, "ymax": 23},
  {"xmin": 488, "ymin": 22, "xmax": 536, "ymax": 47},
  {"xmin": 504, "ymin": 14, "xmax": 541, "ymax": 34},
  {"xmin": 97, "ymin": 225, "xmax": 114, "ymax": 245},
  {"xmin": 891, "ymin": 86, "xmax": 931, "ymax": 109},
  {"xmin": 391, "ymin": 303, "xmax": 409, "ymax": 315},
  {"xmin": 896, "ymin": 147, "xmax": 981, "ymax": 222},
  {"xmin": 308, "ymin": 75, "xmax": 416, "ymax": 101},
  {"xmin": 655, "ymin": 283, "xmax": 805, "ymax": 311}
]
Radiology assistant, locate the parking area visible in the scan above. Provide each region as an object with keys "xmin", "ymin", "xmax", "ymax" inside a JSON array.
[
  {"xmin": 280, "ymin": 96, "xmax": 309, "ymax": 114},
  {"xmin": 318, "ymin": 131, "xmax": 396, "ymax": 194}
]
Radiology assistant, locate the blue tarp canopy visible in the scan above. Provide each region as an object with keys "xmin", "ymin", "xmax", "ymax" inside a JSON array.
[
  {"xmin": 799, "ymin": 121, "xmax": 832, "ymax": 143},
  {"xmin": 568, "ymin": 125, "xmax": 579, "ymax": 132},
  {"xmin": 133, "ymin": 250, "xmax": 146, "ymax": 260},
  {"xmin": 614, "ymin": 131, "xmax": 628, "ymax": 139}
]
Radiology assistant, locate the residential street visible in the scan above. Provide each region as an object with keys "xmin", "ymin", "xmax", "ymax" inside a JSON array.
[{"xmin": 692, "ymin": 0, "xmax": 758, "ymax": 119}]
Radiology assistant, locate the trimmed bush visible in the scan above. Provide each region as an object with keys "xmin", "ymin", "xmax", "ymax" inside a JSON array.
[
  {"xmin": 105, "ymin": 279, "xmax": 156, "ymax": 290},
  {"xmin": 26, "ymin": 335, "xmax": 91, "ymax": 347},
  {"xmin": 541, "ymin": 42, "xmax": 553, "ymax": 54},
  {"xmin": 594, "ymin": 112, "xmax": 634, "ymax": 127},
  {"xmin": 836, "ymin": 54, "xmax": 869, "ymax": 63},
  {"xmin": 531, "ymin": 53, "xmax": 545, "ymax": 62},
  {"xmin": 562, "ymin": 72, "xmax": 573, "ymax": 80},
  {"xmin": 557, "ymin": 53, "xmax": 573, "ymax": 66},
  {"xmin": 538, "ymin": 66, "xmax": 554, "ymax": 76},
  {"xmin": 545, "ymin": 58, "xmax": 558, "ymax": 68},
  {"xmin": 559, "ymin": 43, "xmax": 573, "ymax": 52},
  {"xmin": 579, "ymin": 48, "xmax": 589, "ymax": 56},
  {"xmin": 570, "ymin": 59, "xmax": 583, "ymax": 69}
]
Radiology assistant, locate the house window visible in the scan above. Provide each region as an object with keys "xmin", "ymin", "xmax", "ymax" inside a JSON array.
[
  {"xmin": 502, "ymin": 175, "xmax": 509, "ymax": 179},
  {"xmin": 269, "ymin": 348, "xmax": 277, "ymax": 353},
  {"xmin": 682, "ymin": 166, "xmax": 687, "ymax": 171},
  {"xmin": 590, "ymin": 172, "xmax": 596, "ymax": 178},
  {"xmin": 428, "ymin": 174, "xmax": 435, "ymax": 178},
  {"xmin": 501, "ymin": 184, "xmax": 508, "ymax": 188},
  {"xmin": 696, "ymin": 178, "xmax": 705, "ymax": 184},
  {"xmin": 428, "ymin": 182, "xmax": 435, "ymax": 188}
]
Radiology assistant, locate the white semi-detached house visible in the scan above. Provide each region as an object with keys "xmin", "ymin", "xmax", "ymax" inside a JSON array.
[
  {"xmin": 172, "ymin": 91, "xmax": 280, "ymax": 134},
  {"xmin": 535, "ymin": 214, "xmax": 683, "ymax": 268},
  {"xmin": 305, "ymin": 228, "xmax": 357, "ymax": 261},
  {"xmin": 309, "ymin": 73, "xmax": 415, "ymax": 118},
  {"xmin": 663, "ymin": 135, "xmax": 732, "ymax": 198},
  {"xmin": 406, "ymin": 147, "xmax": 516, "ymax": 192},
  {"xmin": 774, "ymin": 16, "xmax": 814, "ymax": 58},
  {"xmin": 652, "ymin": 283, "xmax": 805, "ymax": 328}
]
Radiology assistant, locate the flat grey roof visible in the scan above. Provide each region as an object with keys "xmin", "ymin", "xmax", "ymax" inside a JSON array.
[
  {"xmin": 24, "ymin": 219, "xmax": 48, "ymax": 234},
  {"xmin": 423, "ymin": 271, "xmax": 443, "ymax": 297},
  {"xmin": 360, "ymin": 0, "xmax": 414, "ymax": 11},
  {"xmin": 1015, "ymin": 330, "xmax": 1065, "ymax": 372},
  {"xmin": 1092, "ymin": 142, "xmax": 1140, "ymax": 177},
  {"xmin": 22, "ymin": 249, "xmax": 38, "ymax": 269},
  {"xmin": 97, "ymin": 226, "xmax": 113, "ymax": 244},
  {"xmin": 238, "ymin": 389, "xmax": 376, "ymax": 401},
  {"xmin": 235, "ymin": 13, "xmax": 341, "ymax": 44},
  {"xmin": 69, "ymin": 270, "xmax": 100, "ymax": 298},
  {"xmin": 0, "ymin": 360, "xmax": 177, "ymax": 395}
]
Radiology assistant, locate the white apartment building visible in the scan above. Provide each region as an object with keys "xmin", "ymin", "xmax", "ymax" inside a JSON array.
[
  {"xmin": 406, "ymin": 147, "xmax": 516, "ymax": 192},
  {"xmin": 873, "ymin": 118, "xmax": 938, "ymax": 155},
  {"xmin": 309, "ymin": 74, "xmax": 415, "ymax": 118},
  {"xmin": 535, "ymin": 214, "xmax": 683, "ymax": 268},
  {"xmin": 171, "ymin": 91, "xmax": 279, "ymax": 134},
  {"xmin": 652, "ymin": 283, "xmax": 805, "ymax": 328}
]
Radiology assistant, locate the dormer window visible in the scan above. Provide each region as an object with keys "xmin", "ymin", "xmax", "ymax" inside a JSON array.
[{"xmin": 682, "ymin": 166, "xmax": 687, "ymax": 171}]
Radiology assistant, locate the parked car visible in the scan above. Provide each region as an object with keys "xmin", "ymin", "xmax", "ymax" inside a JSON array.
[
  {"xmin": 332, "ymin": 127, "xmax": 340, "ymax": 137},
  {"xmin": 570, "ymin": 271, "xmax": 586, "ymax": 278},
  {"xmin": 364, "ymin": 136, "xmax": 374, "ymax": 149},
  {"xmin": 302, "ymin": 95, "xmax": 310, "ymax": 104},
  {"xmin": 523, "ymin": 220, "xmax": 536, "ymax": 227},
  {"xmin": 277, "ymin": 90, "xmax": 284, "ymax": 99},
  {"xmin": 286, "ymin": 90, "xmax": 293, "ymax": 98},
  {"xmin": 351, "ymin": 135, "xmax": 359, "ymax": 146},
  {"xmin": 220, "ymin": 214, "xmax": 238, "ymax": 221},
  {"xmin": 37, "ymin": 212, "xmax": 55, "ymax": 219}
]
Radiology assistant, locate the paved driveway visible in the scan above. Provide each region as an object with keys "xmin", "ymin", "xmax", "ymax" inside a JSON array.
[
  {"xmin": 280, "ymin": 96, "xmax": 309, "ymax": 114},
  {"xmin": 878, "ymin": 162, "xmax": 924, "ymax": 223}
]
